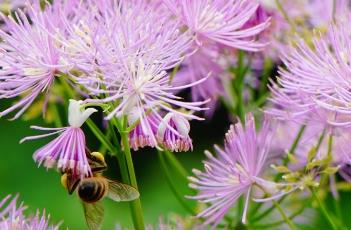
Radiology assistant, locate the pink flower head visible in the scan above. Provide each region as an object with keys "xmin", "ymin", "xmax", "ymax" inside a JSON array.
[
  {"xmin": 128, "ymin": 108, "xmax": 159, "ymax": 151},
  {"xmin": 188, "ymin": 114, "xmax": 273, "ymax": 227},
  {"xmin": 266, "ymin": 23, "xmax": 351, "ymax": 128},
  {"xmin": 163, "ymin": 0, "xmax": 270, "ymax": 51},
  {"xmin": 21, "ymin": 99, "xmax": 97, "ymax": 179},
  {"xmin": 0, "ymin": 194, "xmax": 60, "ymax": 230},
  {"xmin": 157, "ymin": 112, "xmax": 193, "ymax": 152},
  {"xmin": 0, "ymin": 2, "xmax": 73, "ymax": 120},
  {"xmin": 73, "ymin": 1, "xmax": 208, "ymax": 148}
]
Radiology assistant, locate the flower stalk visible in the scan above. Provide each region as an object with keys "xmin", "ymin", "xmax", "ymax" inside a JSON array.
[
  {"xmin": 116, "ymin": 116, "xmax": 145, "ymax": 230},
  {"xmin": 272, "ymin": 200, "xmax": 297, "ymax": 230},
  {"xmin": 311, "ymin": 189, "xmax": 338, "ymax": 230},
  {"xmin": 158, "ymin": 150, "xmax": 195, "ymax": 214}
]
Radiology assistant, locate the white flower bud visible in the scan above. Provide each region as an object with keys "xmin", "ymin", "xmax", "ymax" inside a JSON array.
[{"xmin": 68, "ymin": 99, "xmax": 97, "ymax": 128}]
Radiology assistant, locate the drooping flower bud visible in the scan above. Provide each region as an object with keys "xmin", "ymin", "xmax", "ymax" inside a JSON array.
[{"xmin": 157, "ymin": 113, "xmax": 193, "ymax": 152}]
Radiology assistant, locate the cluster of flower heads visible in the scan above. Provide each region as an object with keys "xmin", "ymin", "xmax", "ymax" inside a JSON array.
[
  {"xmin": 166, "ymin": 0, "xmax": 270, "ymax": 116},
  {"xmin": 4, "ymin": 0, "xmax": 351, "ymax": 229},
  {"xmin": 0, "ymin": 0, "xmax": 271, "ymax": 180},
  {"xmin": 0, "ymin": 194, "xmax": 60, "ymax": 230},
  {"xmin": 184, "ymin": 1, "xmax": 351, "ymax": 228}
]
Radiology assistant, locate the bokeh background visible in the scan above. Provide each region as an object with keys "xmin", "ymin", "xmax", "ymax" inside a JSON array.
[{"xmin": 1, "ymin": 100, "xmax": 351, "ymax": 229}]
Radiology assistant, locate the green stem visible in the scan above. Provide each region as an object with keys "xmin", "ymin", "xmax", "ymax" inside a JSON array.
[
  {"xmin": 315, "ymin": 130, "xmax": 326, "ymax": 152},
  {"xmin": 117, "ymin": 117, "xmax": 145, "ymax": 230},
  {"xmin": 332, "ymin": 183, "xmax": 343, "ymax": 227},
  {"xmin": 163, "ymin": 150, "xmax": 189, "ymax": 179},
  {"xmin": 251, "ymin": 204, "xmax": 306, "ymax": 229},
  {"xmin": 251, "ymin": 92, "xmax": 269, "ymax": 109},
  {"xmin": 275, "ymin": 0, "xmax": 297, "ymax": 32},
  {"xmin": 254, "ymin": 185, "xmax": 297, "ymax": 230},
  {"xmin": 327, "ymin": 134, "xmax": 333, "ymax": 157},
  {"xmin": 85, "ymin": 119, "xmax": 115, "ymax": 152},
  {"xmin": 158, "ymin": 151, "xmax": 195, "ymax": 214},
  {"xmin": 234, "ymin": 51, "xmax": 247, "ymax": 122},
  {"xmin": 236, "ymin": 196, "xmax": 244, "ymax": 226},
  {"xmin": 250, "ymin": 197, "xmax": 285, "ymax": 223},
  {"xmin": 332, "ymin": 0, "xmax": 337, "ymax": 22},
  {"xmin": 85, "ymin": 117, "xmax": 130, "ymax": 185},
  {"xmin": 50, "ymin": 103, "xmax": 63, "ymax": 127},
  {"xmin": 220, "ymin": 95, "xmax": 237, "ymax": 115},
  {"xmin": 169, "ymin": 64, "xmax": 180, "ymax": 84},
  {"xmin": 289, "ymin": 125, "xmax": 306, "ymax": 155},
  {"xmin": 283, "ymin": 125, "xmax": 306, "ymax": 165},
  {"xmin": 258, "ymin": 58, "xmax": 273, "ymax": 96},
  {"xmin": 311, "ymin": 189, "xmax": 338, "ymax": 230},
  {"xmin": 109, "ymin": 119, "xmax": 130, "ymax": 185},
  {"xmin": 58, "ymin": 75, "xmax": 76, "ymax": 98},
  {"xmin": 272, "ymin": 200, "xmax": 297, "ymax": 230}
]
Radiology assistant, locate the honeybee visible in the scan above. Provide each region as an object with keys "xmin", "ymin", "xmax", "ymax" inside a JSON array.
[{"xmin": 61, "ymin": 152, "xmax": 139, "ymax": 230}]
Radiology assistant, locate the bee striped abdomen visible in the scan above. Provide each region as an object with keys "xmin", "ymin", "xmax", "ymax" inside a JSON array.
[{"xmin": 78, "ymin": 178, "xmax": 107, "ymax": 203}]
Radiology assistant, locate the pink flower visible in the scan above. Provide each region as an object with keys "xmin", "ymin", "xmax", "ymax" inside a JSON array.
[
  {"xmin": 0, "ymin": 1, "xmax": 76, "ymax": 120},
  {"xmin": 0, "ymin": 194, "xmax": 60, "ymax": 230},
  {"xmin": 188, "ymin": 114, "xmax": 274, "ymax": 226},
  {"xmin": 266, "ymin": 23, "xmax": 351, "ymax": 128},
  {"xmin": 69, "ymin": 1, "xmax": 209, "ymax": 148},
  {"xmin": 157, "ymin": 112, "xmax": 193, "ymax": 152},
  {"xmin": 128, "ymin": 108, "xmax": 159, "ymax": 151},
  {"xmin": 21, "ymin": 100, "xmax": 97, "ymax": 179},
  {"xmin": 163, "ymin": 0, "xmax": 270, "ymax": 116},
  {"xmin": 163, "ymin": 0, "xmax": 270, "ymax": 51}
]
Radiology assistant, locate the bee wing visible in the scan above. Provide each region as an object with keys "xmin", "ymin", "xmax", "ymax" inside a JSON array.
[
  {"xmin": 82, "ymin": 201, "xmax": 104, "ymax": 230},
  {"xmin": 107, "ymin": 180, "xmax": 140, "ymax": 202}
]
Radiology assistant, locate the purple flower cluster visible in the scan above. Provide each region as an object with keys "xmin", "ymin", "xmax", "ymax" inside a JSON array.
[
  {"xmin": 189, "ymin": 114, "xmax": 276, "ymax": 226},
  {"xmin": 0, "ymin": 194, "xmax": 60, "ymax": 230},
  {"xmin": 164, "ymin": 0, "xmax": 270, "ymax": 116},
  {"xmin": 5, "ymin": 0, "xmax": 351, "ymax": 229},
  {"xmin": 0, "ymin": 0, "xmax": 270, "ymax": 164},
  {"xmin": 266, "ymin": 23, "xmax": 351, "ymax": 128}
]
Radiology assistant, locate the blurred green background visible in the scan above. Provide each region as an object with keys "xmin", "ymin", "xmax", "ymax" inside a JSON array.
[{"xmin": 1, "ymin": 101, "xmax": 351, "ymax": 229}]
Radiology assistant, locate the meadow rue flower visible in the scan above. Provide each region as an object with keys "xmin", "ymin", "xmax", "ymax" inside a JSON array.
[
  {"xmin": 20, "ymin": 99, "xmax": 97, "ymax": 179},
  {"xmin": 266, "ymin": 23, "xmax": 351, "ymax": 128},
  {"xmin": 163, "ymin": 0, "xmax": 270, "ymax": 51},
  {"xmin": 187, "ymin": 114, "xmax": 275, "ymax": 226},
  {"xmin": 70, "ymin": 0, "xmax": 208, "ymax": 148},
  {"xmin": 128, "ymin": 108, "xmax": 159, "ymax": 151},
  {"xmin": 0, "ymin": 2, "xmax": 74, "ymax": 120},
  {"xmin": 0, "ymin": 194, "xmax": 60, "ymax": 230},
  {"xmin": 157, "ymin": 112, "xmax": 192, "ymax": 152},
  {"xmin": 163, "ymin": 0, "xmax": 270, "ymax": 116}
]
